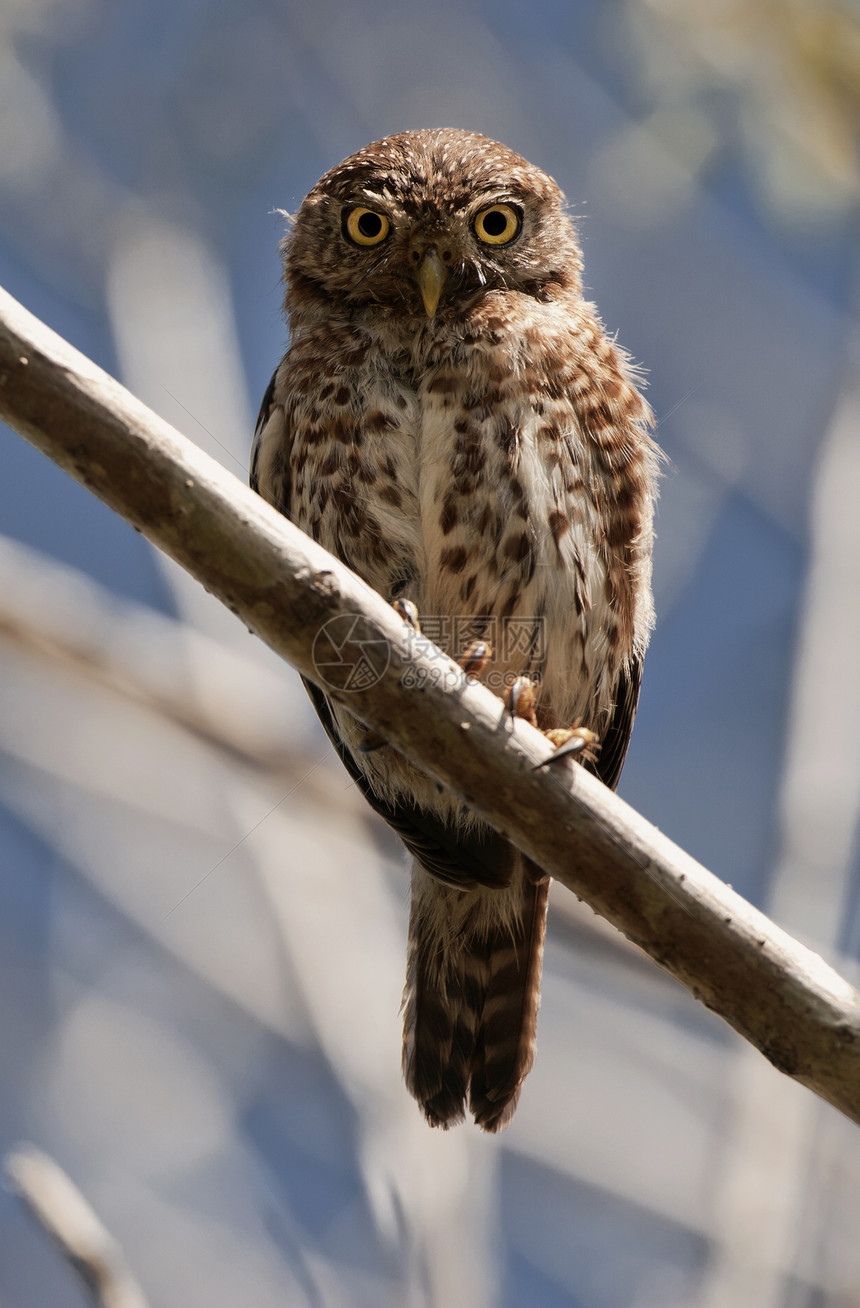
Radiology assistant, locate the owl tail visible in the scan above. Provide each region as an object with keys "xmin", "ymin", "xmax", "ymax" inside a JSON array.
[{"xmin": 402, "ymin": 861, "xmax": 549, "ymax": 1132}]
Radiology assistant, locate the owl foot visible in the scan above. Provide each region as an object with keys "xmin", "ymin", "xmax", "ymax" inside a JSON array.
[
  {"xmin": 459, "ymin": 639, "xmax": 492, "ymax": 678},
  {"xmin": 534, "ymin": 726, "xmax": 599, "ymax": 769},
  {"xmin": 506, "ymin": 676, "xmax": 540, "ymax": 726},
  {"xmin": 507, "ymin": 677, "xmax": 598, "ymax": 768},
  {"xmin": 391, "ymin": 598, "xmax": 421, "ymax": 632},
  {"xmin": 392, "ymin": 598, "xmax": 492, "ymax": 679}
]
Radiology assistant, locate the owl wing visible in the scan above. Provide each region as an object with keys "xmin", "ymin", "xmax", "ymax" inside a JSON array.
[
  {"xmin": 591, "ymin": 655, "xmax": 642, "ymax": 793},
  {"xmin": 303, "ymin": 677, "xmax": 513, "ymax": 889},
  {"xmin": 306, "ymin": 656, "xmax": 639, "ymax": 886},
  {"xmin": 249, "ymin": 369, "xmax": 291, "ymax": 511}
]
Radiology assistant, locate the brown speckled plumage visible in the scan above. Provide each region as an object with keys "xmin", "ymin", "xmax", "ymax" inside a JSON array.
[{"xmin": 251, "ymin": 129, "xmax": 659, "ymax": 1131}]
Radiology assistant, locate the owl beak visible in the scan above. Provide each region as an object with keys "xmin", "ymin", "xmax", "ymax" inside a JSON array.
[{"xmin": 415, "ymin": 249, "xmax": 447, "ymax": 318}]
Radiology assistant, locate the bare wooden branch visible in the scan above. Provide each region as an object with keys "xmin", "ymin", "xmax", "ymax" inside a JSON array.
[
  {"xmin": 5, "ymin": 1146, "xmax": 150, "ymax": 1308},
  {"xmin": 2, "ymin": 284, "xmax": 860, "ymax": 1125}
]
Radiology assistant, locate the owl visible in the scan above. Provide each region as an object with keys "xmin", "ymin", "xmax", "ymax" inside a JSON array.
[{"xmin": 251, "ymin": 129, "xmax": 658, "ymax": 1131}]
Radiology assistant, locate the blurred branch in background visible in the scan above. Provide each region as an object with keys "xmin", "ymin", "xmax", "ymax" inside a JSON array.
[
  {"xmin": 0, "ymin": 0, "xmax": 856, "ymax": 1303},
  {"xmin": 4, "ymin": 284, "xmax": 860, "ymax": 1136},
  {"xmin": 696, "ymin": 334, "xmax": 860, "ymax": 1308},
  {"xmin": 0, "ymin": 531, "xmax": 361, "ymax": 801},
  {"xmin": 606, "ymin": 7, "xmax": 860, "ymax": 1304},
  {"xmin": 0, "ymin": 527, "xmax": 499, "ymax": 1306},
  {"xmin": 6, "ymin": 1146, "xmax": 151, "ymax": 1308},
  {"xmin": 622, "ymin": 0, "xmax": 860, "ymax": 231}
]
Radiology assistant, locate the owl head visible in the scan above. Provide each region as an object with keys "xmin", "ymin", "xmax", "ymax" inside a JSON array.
[{"xmin": 284, "ymin": 129, "xmax": 583, "ymax": 325}]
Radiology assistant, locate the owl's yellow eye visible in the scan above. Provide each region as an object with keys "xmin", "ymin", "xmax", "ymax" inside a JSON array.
[
  {"xmin": 473, "ymin": 203, "xmax": 521, "ymax": 246},
  {"xmin": 344, "ymin": 206, "xmax": 390, "ymax": 247}
]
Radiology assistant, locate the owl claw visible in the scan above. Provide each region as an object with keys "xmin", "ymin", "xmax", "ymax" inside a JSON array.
[
  {"xmin": 459, "ymin": 639, "xmax": 492, "ymax": 677},
  {"xmin": 392, "ymin": 600, "xmax": 490, "ymax": 682},
  {"xmin": 507, "ymin": 675, "xmax": 539, "ymax": 726},
  {"xmin": 507, "ymin": 677, "xmax": 598, "ymax": 767},
  {"xmin": 533, "ymin": 726, "xmax": 600, "ymax": 769},
  {"xmin": 392, "ymin": 598, "xmax": 421, "ymax": 633}
]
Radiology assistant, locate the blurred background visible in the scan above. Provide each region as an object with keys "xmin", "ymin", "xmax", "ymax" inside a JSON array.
[{"xmin": 0, "ymin": 0, "xmax": 858, "ymax": 1304}]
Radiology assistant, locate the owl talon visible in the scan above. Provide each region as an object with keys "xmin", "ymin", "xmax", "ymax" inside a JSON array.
[
  {"xmin": 459, "ymin": 639, "xmax": 492, "ymax": 678},
  {"xmin": 533, "ymin": 726, "xmax": 600, "ymax": 770},
  {"xmin": 392, "ymin": 598, "xmax": 421, "ymax": 633},
  {"xmin": 507, "ymin": 675, "xmax": 539, "ymax": 726}
]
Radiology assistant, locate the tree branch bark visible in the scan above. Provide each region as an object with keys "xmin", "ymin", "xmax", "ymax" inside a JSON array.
[{"xmin": 2, "ymin": 284, "xmax": 859, "ymax": 1125}]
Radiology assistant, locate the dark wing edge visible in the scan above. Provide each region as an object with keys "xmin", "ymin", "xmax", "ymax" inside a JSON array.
[
  {"xmin": 249, "ymin": 368, "xmax": 285, "ymax": 499},
  {"xmin": 302, "ymin": 677, "xmax": 513, "ymax": 890},
  {"xmin": 303, "ymin": 649, "xmax": 641, "ymax": 888},
  {"xmin": 591, "ymin": 654, "xmax": 643, "ymax": 793}
]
